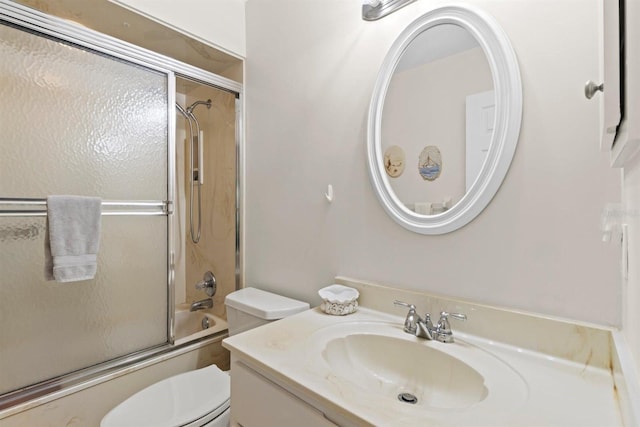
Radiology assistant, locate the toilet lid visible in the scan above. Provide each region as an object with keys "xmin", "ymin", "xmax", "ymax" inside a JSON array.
[{"xmin": 101, "ymin": 364, "xmax": 230, "ymax": 427}]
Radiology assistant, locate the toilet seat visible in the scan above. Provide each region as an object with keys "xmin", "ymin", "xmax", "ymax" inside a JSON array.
[{"xmin": 101, "ymin": 364, "xmax": 230, "ymax": 427}]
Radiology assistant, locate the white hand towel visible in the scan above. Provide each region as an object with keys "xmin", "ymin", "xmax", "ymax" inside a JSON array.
[{"xmin": 44, "ymin": 195, "xmax": 102, "ymax": 282}]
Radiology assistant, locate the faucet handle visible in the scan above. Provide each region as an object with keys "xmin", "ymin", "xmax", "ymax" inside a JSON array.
[
  {"xmin": 195, "ymin": 271, "xmax": 217, "ymax": 297},
  {"xmin": 394, "ymin": 300, "xmax": 413, "ymax": 309},
  {"xmin": 440, "ymin": 311, "xmax": 467, "ymax": 322},
  {"xmin": 435, "ymin": 311, "xmax": 467, "ymax": 342},
  {"xmin": 394, "ymin": 300, "xmax": 420, "ymax": 334}
]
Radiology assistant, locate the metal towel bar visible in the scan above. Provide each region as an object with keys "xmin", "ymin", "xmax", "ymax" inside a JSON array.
[{"xmin": 0, "ymin": 198, "xmax": 171, "ymax": 217}]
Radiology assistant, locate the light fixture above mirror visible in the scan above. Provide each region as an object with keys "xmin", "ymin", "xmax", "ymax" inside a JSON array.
[
  {"xmin": 362, "ymin": 0, "xmax": 417, "ymax": 21},
  {"xmin": 366, "ymin": 5, "xmax": 522, "ymax": 235}
]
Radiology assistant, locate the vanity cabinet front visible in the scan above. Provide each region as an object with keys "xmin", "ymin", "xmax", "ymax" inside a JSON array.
[{"xmin": 230, "ymin": 361, "xmax": 338, "ymax": 427}]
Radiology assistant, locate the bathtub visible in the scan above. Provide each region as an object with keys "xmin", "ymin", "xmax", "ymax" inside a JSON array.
[{"xmin": 174, "ymin": 306, "xmax": 228, "ymax": 346}]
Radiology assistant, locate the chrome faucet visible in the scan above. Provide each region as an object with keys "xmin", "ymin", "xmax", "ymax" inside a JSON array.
[
  {"xmin": 190, "ymin": 298, "xmax": 213, "ymax": 312},
  {"xmin": 394, "ymin": 300, "xmax": 466, "ymax": 343}
]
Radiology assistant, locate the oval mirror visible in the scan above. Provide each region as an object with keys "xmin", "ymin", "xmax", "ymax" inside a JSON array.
[{"xmin": 367, "ymin": 5, "xmax": 522, "ymax": 234}]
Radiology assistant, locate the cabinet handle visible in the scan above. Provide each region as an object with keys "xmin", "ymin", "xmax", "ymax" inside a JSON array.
[{"xmin": 585, "ymin": 80, "xmax": 604, "ymax": 99}]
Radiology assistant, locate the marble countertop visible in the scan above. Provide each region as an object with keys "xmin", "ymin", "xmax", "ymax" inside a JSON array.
[{"xmin": 222, "ymin": 306, "xmax": 622, "ymax": 427}]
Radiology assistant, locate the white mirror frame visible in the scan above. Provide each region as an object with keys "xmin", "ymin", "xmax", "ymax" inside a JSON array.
[{"xmin": 367, "ymin": 5, "xmax": 522, "ymax": 235}]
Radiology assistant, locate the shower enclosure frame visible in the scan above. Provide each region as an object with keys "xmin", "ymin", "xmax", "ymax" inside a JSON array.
[{"xmin": 0, "ymin": 0, "xmax": 243, "ymax": 414}]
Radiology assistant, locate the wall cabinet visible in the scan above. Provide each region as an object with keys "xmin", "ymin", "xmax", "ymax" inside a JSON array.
[
  {"xmin": 230, "ymin": 361, "xmax": 338, "ymax": 427},
  {"xmin": 602, "ymin": 0, "xmax": 640, "ymax": 167},
  {"xmin": 598, "ymin": 0, "xmax": 621, "ymax": 153}
]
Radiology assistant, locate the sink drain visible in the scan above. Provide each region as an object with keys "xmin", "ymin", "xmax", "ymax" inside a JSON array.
[{"xmin": 398, "ymin": 392, "xmax": 418, "ymax": 404}]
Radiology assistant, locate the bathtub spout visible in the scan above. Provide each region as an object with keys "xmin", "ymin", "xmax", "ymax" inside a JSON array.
[{"xmin": 190, "ymin": 298, "xmax": 213, "ymax": 312}]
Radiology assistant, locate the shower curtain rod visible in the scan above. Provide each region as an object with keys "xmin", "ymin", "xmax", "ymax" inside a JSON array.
[{"xmin": 0, "ymin": 198, "xmax": 171, "ymax": 217}]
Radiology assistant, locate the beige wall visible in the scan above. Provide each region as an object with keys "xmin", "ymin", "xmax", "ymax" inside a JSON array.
[{"xmin": 244, "ymin": 0, "xmax": 622, "ymax": 326}]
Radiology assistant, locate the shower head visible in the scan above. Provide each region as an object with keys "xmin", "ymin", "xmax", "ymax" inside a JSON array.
[
  {"xmin": 186, "ymin": 99, "xmax": 212, "ymax": 115},
  {"xmin": 175, "ymin": 99, "xmax": 210, "ymax": 244}
]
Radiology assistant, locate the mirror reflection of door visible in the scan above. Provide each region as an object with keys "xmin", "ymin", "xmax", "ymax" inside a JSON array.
[
  {"xmin": 381, "ymin": 24, "xmax": 494, "ymax": 215},
  {"xmin": 465, "ymin": 90, "xmax": 495, "ymax": 191}
]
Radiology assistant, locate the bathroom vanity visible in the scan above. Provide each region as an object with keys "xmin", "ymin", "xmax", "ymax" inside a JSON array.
[
  {"xmin": 230, "ymin": 361, "xmax": 338, "ymax": 427},
  {"xmin": 223, "ymin": 278, "xmax": 635, "ymax": 427}
]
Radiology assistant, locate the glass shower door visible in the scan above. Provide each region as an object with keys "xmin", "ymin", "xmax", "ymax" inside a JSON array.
[{"xmin": 0, "ymin": 19, "xmax": 170, "ymax": 398}]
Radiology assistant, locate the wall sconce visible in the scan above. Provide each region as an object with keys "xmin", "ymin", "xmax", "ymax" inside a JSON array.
[{"xmin": 362, "ymin": 0, "xmax": 417, "ymax": 21}]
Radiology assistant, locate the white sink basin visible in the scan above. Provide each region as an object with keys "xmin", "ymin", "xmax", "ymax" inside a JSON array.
[
  {"xmin": 306, "ymin": 320, "xmax": 528, "ymax": 417},
  {"xmin": 323, "ymin": 333, "xmax": 488, "ymax": 409}
]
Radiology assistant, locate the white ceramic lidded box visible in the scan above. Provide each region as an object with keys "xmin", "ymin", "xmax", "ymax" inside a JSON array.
[{"xmin": 318, "ymin": 284, "xmax": 359, "ymax": 315}]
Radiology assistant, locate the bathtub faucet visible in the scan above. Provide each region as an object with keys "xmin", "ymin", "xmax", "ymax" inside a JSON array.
[{"xmin": 190, "ymin": 298, "xmax": 213, "ymax": 312}]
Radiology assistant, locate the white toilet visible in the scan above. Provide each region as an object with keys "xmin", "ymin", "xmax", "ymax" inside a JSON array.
[{"xmin": 101, "ymin": 287, "xmax": 310, "ymax": 427}]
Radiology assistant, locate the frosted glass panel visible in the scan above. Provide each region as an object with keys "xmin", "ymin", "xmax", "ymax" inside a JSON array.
[
  {"xmin": 0, "ymin": 21, "xmax": 170, "ymax": 396},
  {"xmin": 0, "ymin": 23, "xmax": 168, "ymax": 199},
  {"xmin": 0, "ymin": 216, "xmax": 168, "ymax": 395}
]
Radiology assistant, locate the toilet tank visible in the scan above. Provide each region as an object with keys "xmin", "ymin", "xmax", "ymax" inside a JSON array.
[{"xmin": 225, "ymin": 287, "xmax": 310, "ymax": 336}]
